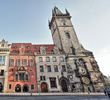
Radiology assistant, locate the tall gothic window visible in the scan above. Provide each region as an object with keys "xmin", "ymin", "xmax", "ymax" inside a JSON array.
[{"xmin": 66, "ymin": 33, "xmax": 70, "ymax": 39}]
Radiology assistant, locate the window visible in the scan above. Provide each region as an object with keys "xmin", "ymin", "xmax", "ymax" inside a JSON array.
[
  {"xmin": 40, "ymin": 76, "xmax": 42, "ymax": 80},
  {"xmin": 35, "ymin": 47, "xmax": 39, "ymax": 49},
  {"xmin": 30, "ymin": 59, "xmax": 33, "ymax": 66},
  {"xmin": 40, "ymin": 76, "xmax": 46, "ymax": 81},
  {"xmin": 54, "ymin": 49, "xmax": 59, "ymax": 54},
  {"xmin": 39, "ymin": 57, "xmax": 43, "ymax": 62},
  {"xmin": 30, "ymin": 69, "xmax": 32, "ymax": 72},
  {"xmin": 0, "ymin": 70, "xmax": 4, "ymax": 76},
  {"xmin": 17, "ymin": 59, "xmax": 20, "ymax": 66},
  {"xmin": 26, "ymin": 74, "xmax": 28, "ymax": 80},
  {"xmin": 13, "ymin": 50, "xmax": 16, "ymax": 53},
  {"xmin": 19, "ymin": 73, "xmax": 24, "ymax": 81},
  {"xmin": 23, "ymin": 59, "xmax": 27, "ymax": 66},
  {"xmin": 66, "ymin": 33, "xmax": 70, "ymax": 39},
  {"xmin": 50, "ymin": 78, "xmax": 57, "ymax": 88},
  {"xmin": 31, "ymin": 84, "xmax": 34, "ymax": 90},
  {"xmin": 1, "ymin": 44, "xmax": 4, "ymax": 47},
  {"xmin": 46, "ymin": 57, "xmax": 50, "ymax": 62},
  {"xmin": 13, "ymin": 46, "xmax": 17, "ymax": 48},
  {"xmin": 10, "ymin": 59, "xmax": 14, "ymax": 66},
  {"xmin": 47, "ymin": 66, "xmax": 51, "ymax": 72},
  {"xmin": 45, "ymin": 47, "xmax": 48, "ymax": 49},
  {"xmin": 41, "ymin": 49, "xmax": 45, "ymax": 54},
  {"xmin": 62, "ymin": 65, "xmax": 66, "ymax": 72},
  {"xmin": 27, "ymin": 46, "xmax": 30, "ymax": 49},
  {"xmin": 12, "ymin": 69, "xmax": 13, "ymax": 72},
  {"xmin": 54, "ymin": 65, "xmax": 58, "ymax": 72},
  {"xmin": 60, "ymin": 57, "xmax": 64, "ymax": 62},
  {"xmin": 28, "ymin": 50, "xmax": 32, "ymax": 53},
  {"xmin": 40, "ymin": 66, "xmax": 44, "ymax": 72},
  {"xmin": 15, "ymin": 74, "xmax": 18, "ymax": 81},
  {"xmin": 0, "ymin": 56, "xmax": 5, "ymax": 65},
  {"xmin": 53, "ymin": 57, "xmax": 57, "ymax": 62},
  {"xmin": 9, "ymin": 84, "xmax": 11, "ymax": 89}
]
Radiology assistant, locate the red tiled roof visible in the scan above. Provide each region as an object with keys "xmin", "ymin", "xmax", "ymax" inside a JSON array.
[{"xmin": 10, "ymin": 43, "xmax": 62, "ymax": 53}]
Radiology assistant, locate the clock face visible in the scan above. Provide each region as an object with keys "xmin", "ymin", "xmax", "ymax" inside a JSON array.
[
  {"xmin": 82, "ymin": 77, "xmax": 90, "ymax": 85},
  {"xmin": 79, "ymin": 67, "xmax": 87, "ymax": 75}
]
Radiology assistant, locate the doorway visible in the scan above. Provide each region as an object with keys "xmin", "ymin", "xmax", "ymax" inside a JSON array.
[
  {"xmin": 0, "ymin": 83, "xmax": 3, "ymax": 92},
  {"xmin": 41, "ymin": 82, "xmax": 48, "ymax": 92},
  {"xmin": 23, "ymin": 84, "xmax": 29, "ymax": 92},
  {"xmin": 15, "ymin": 84, "xmax": 21, "ymax": 92},
  {"xmin": 61, "ymin": 80, "xmax": 68, "ymax": 92}
]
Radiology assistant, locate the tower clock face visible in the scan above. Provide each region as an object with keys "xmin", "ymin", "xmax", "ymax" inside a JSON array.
[
  {"xmin": 82, "ymin": 77, "xmax": 90, "ymax": 85},
  {"xmin": 79, "ymin": 67, "xmax": 87, "ymax": 75}
]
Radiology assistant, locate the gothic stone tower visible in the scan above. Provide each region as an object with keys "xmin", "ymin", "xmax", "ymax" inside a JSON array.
[{"xmin": 49, "ymin": 7, "xmax": 105, "ymax": 92}]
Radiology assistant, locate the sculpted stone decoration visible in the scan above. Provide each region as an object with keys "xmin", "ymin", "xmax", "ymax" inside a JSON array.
[
  {"xmin": 82, "ymin": 77, "xmax": 90, "ymax": 85},
  {"xmin": 94, "ymin": 74, "xmax": 103, "ymax": 84},
  {"xmin": 89, "ymin": 58, "xmax": 99, "ymax": 72},
  {"xmin": 79, "ymin": 67, "xmax": 87, "ymax": 75}
]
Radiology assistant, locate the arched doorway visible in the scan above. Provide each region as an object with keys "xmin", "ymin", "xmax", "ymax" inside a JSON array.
[
  {"xmin": 0, "ymin": 83, "xmax": 3, "ymax": 92},
  {"xmin": 61, "ymin": 80, "xmax": 68, "ymax": 92},
  {"xmin": 23, "ymin": 84, "xmax": 29, "ymax": 92},
  {"xmin": 15, "ymin": 84, "xmax": 21, "ymax": 92},
  {"xmin": 41, "ymin": 82, "xmax": 48, "ymax": 92}
]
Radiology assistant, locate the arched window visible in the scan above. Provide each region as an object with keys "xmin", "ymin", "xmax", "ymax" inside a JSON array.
[
  {"xmin": 28, "ymin": 50, "xmax": 32, "ymax": 53},
  {"xmin": 66, "ymin": 33, "xmax": 70, "ymax": 39},
  {"xmin": 13, "ymin": 50, "xmax": 17, "ymax": 53}
]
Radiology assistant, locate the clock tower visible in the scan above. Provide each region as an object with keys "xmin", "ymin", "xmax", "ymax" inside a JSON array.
[{"xmin": 49, "ymin": 6, "xmax": 84, "ymax": 54}]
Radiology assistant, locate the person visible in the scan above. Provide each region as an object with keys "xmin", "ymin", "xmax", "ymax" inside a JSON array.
[
  {"xmin": 87, "ymin": 87, "xmax": 91, "ymax": 94},
  {"xmin": 104, "ymin": 89, "xmax": 107, "ymax": 96}
]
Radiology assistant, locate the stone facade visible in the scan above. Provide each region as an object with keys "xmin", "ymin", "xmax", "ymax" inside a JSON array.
[
  {"xmin": 0, "ymin": 6, "xmax": 109, "ymax": 93},
  {"xmin": 7, "ymin": 43, "xmax": 37, "ymax": 92},
  {"xmin": 0, "ymin": 39, "xmax": 11, "ymax": 92}
]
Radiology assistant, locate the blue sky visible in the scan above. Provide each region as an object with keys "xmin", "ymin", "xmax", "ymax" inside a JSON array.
[{"xmin": 0, "ymin": 0, "xmax": 110, "ymax": 76}]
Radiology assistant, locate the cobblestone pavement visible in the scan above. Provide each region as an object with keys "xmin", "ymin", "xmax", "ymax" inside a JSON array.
[{"xmin": 0, "ymin": 95, "xmax": 109, "ymax": 100}]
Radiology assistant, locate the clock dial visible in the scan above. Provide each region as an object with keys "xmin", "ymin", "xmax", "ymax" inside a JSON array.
[
  {"xmin": 79, "ymin": 67, "xmax": 87, "ymax": 75},
  {"xmin": 82, "ymin": 77, "xmax": 90, "ymax": 85}
]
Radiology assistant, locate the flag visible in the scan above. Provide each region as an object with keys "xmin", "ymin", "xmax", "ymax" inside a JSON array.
[
  {"xmin": 45, "ymin": 64, "xmax": 47, "ymax": 69},
  {"xmin": 59, "ymin": 61, "xmax": 61, "ymax": 68}
]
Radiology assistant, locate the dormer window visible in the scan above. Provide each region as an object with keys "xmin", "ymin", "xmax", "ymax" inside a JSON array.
[
  {"xmin": 45, "ymin": 47, "xmax": 48, "ymax": 49},
  {"xmin": 13, "ymin": 46, "xmax": 17, "ymax": 48},
  {"xmin": 27, "ymin": 46, "xmax": 30, "ymax": 49},
  {"xmin": 53, "ymin": 46, "xmax": 59, "ymax": 54},
  {"xmin": 28, "ymin": 50, "xmax": 31, "ymax": 53},
  {"xmin": 35, "ymin": 47, "xmax": 39, "ymax": 49},
  {"xmin": 1, "ymin": 44, "xmax": 4, "ymax": 47},
  {"xmin": 13, "ymin": 50, "xmax": 17, "ymax": 53}
]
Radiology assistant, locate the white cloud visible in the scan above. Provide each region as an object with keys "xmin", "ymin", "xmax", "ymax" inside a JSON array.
[{"xmin": 95, "ymin": 46, "xmax": 110, "ymax": 76}]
